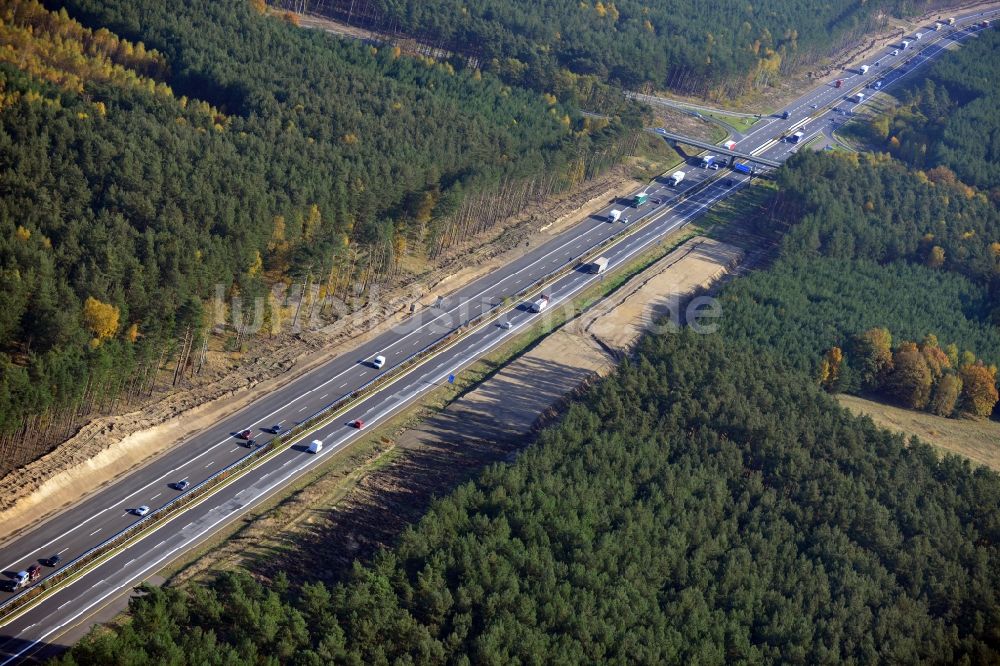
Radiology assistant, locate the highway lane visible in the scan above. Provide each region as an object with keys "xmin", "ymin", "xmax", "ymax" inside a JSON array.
[
  {"xmin": 0, "ymin": 140, "xmax": 723, "ymax": 596},
  {"xmin": 0, "ymin": 149, "xmax": 743, "ymax": 665},
  {"xmin": 0, "ymin": 8, "xmax": 996, "ymax": 661}
]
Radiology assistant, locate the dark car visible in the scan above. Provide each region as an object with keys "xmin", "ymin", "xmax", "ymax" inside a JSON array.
[
  {"xmin": 723, "ymin": 179, "xmax": 735, "ymax": 188},
  {"xmin": 266, "ymin": 424, "xmax": 283, "ymax": 434},
  {"xmin": 781, "ymin": 111, "xmax": 790, "ymax": 119},
  {"xmin": 173, "ymin": 479, "xmax": 190, "ymax": 491},
  {"xmin": 45, "ymin": 554, "xmax": 62, "ymax": 567}
]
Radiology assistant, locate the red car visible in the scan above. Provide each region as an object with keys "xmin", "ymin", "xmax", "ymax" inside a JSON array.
[
  {"xmin": 238, "ymin": 429, "xmax": 253, "ymax": 439},
  {"xmin": 352, "ymin": 419, "xmax": 365, "ymax": 429},
  {"xmin": 26, "ymin": 564, "xmax": 42, "ymax": 583}
]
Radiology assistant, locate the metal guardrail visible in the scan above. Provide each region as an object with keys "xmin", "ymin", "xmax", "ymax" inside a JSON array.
[{"xmin": 0, "ymin": 151, "xmax": 730, "ymax": 626}]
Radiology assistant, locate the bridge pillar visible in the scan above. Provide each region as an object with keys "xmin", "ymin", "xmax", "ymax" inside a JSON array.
[{"xmin": 728, "ymin": 155, "xmax": 735, "ymax": 168}]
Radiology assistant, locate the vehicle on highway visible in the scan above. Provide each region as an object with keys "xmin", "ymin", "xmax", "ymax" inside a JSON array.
[
  {"xmin": 266, "ymin": 424, "xmax": 283, "ymax": 434},
  {"xmin": 26, "ymin": 564, "xmax": 41, "ymax": 583},
  {"xmin": 668, "ymin": 171, "xmax": 685, "ymax": 186},
  {"xmin": 607, "ymin": 209, "xmax": 623, "ymax": 223},
  {"xmin": 631, "ymin": 192, "xmax": 649, "ymax": 207},
  {"xmin": 238, "ymin": 429, "xmax": 253, "ymax": 439},
  {"xmin": 834, "ymin": 79, "xmax": 844, "ymax": 88},
  {"xmin": 787, "ymin": 131, "xmax": 805, "ymax": 144},
  {"xmin": 372, "ymin": 355, "xmax": 386, "ymax": 369},
  {"xmin": 531, "ymin": 294, "xmax": 550, "ymax": 313},
  {"xmin": 891, "ymin": 49, "xmax": 899, "ymax": 56},
  {"xmin": 308, "ymin": 439, "xmax": 323, "ymax": 454},
  {"xmin": 811, "ymin": 104, "xmax": 818, "ymax": 109},
  {"xmin": 589, "ymin": 257, "xmax": 609, "ymax": 275},
  {"xmin": 352, "ymin": 419, "xmax": 365, "ymax": 429},
  {"xmin": 12, "ymin": 571, "xmax": 29, "ymax": 590},
  {"xmin": 45, "ymin": 554, "xmax": 62, "ymax": 567},
  {"xmin": 780, "ymin": 111, "xmax": 790, "ymax": 119},
  {"xmin": 733, "ymin": 163, "xmax": 752, "ymax": 175},
  {"xmin": 173, "ymin": 479, "xmax": 190, "ymax": 491},
  {"xmin": 133, "ymin": 505, "xmax": 150, "ymax": 517},
  {"xmin": 651, "ymin": 197, "xmax": 662, "ymax": 205},
  {"xmin": 723, "ymin": 179, "xmax": 735, "ymax": 188},
  {"xmin": 500, "ymin": 320, "xmax": 513, "ymax": 329},
  {"xmin": 246, "ymin": 438, "xmax": 257, "ymax": 448}
]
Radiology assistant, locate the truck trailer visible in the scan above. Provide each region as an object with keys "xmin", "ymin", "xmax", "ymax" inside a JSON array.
[
  {"xmin": 859, "ymin": 65, "xmax": 870, "ymax": 74},
  {"xmin": 607, "ymin": 209, "xmax": 623, "ymax": 223},
  {"xmin": 589, "ymin": 257, "xmax": 609, "ymax": 275},
  {"xmin": 530, "ymin": 295, "xmax": 550, "ymax": 313},
  {"xmin": 668, "ymin": 171, "xmax": 685, "ymax": 186},
  {"xmin": 632, "ymin": 192, "xmax": 649, "ymax": 207}
]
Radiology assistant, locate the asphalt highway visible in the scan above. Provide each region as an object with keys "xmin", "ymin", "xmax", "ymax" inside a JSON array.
[{"xmin": 0, "ymin": 8, "xmax": 996, "ymax": 663}]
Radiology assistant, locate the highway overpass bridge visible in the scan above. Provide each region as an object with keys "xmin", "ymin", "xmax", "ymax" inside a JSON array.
[{"xmin": 652, "ymin": 128, "xmax": 782, "ymax": 169}]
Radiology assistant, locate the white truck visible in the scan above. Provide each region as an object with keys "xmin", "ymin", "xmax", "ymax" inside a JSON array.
[
  {"xmin": 859, "ymin": 65, "xmax": 870, "ymax": 74},
  {"xmin": 947, "ymin": 17, "xmax": 956, "ymax": 25},
  {"xmin": 589, "ymin": 257, "xmax": 609, "ymax": 275},
  {"xmin": 901, "ymin": 40, "xmax": 911, "ymax": 49},
  {"xmin": 530, "ymin": 295, "xmax": 550, "ymax": 313},
  {"xmin": 914, "ymin": 32, "xmax": 923, "ymax": 40},
  {"xmin": 607, "ymin": 209, "xmax": 623, "ymax": 223},
  {"xmin": 934, "ymin": 22, "xmax": 943, "ymax": 31},
  {"xmin": 723, "ymin": 140, "xmax": 737, "ymax": 151},
  {"xmin": 668, "ymin": 171, "xmax": 685, "ymax": 186}
]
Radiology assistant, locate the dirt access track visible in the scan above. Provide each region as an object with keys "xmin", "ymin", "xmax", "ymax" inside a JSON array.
[{"xmin": 177, "ymin": 233, "xmax": 749, "ymax": 584}]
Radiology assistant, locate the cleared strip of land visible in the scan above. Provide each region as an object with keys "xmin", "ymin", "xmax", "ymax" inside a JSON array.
[{"xmin": 839, "ymin": 395, "xmax": 1000, "ymax": 472}]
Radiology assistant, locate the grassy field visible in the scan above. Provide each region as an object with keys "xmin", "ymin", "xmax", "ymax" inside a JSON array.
[
  {"xmin": 697, "ymin": 108, "xmax": 759, "ymax": 133},
  {"xmin": 838, "ymin": 394, "xmax": 1000, "ymax": 472},
  {"xmin": 629, "ymin": 131, "xmax": 685, "ymax": 181}
]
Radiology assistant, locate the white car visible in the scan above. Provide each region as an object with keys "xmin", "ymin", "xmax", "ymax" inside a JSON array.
[
  {"xmin": 134, "ymin": 505, "xmax": 150, "ymax": 517},
  {"xmin": 372, "ymin": 355, "xmax": 386, "ymax": 369},
  {"xmin": 500, "ymin": 320, "xmax": 513, "ymax": 330}
]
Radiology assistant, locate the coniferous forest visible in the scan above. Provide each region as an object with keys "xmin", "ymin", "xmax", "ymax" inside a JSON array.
[
  {"xmin": 26, "ymin": 8, "xmax": 1000, "ymax": 662},
  {"xmin": 287, "ymin": 0, "xmax": 909, "ymax": 97},
  {"xmin": 719, "ymin": 150, "xmax": 1000, "ymax": 417},
  {"xmin": 54, "ymin": 331, "xmax": 1000, "ymax": 664},
  {"xmin": 851, "ymin": 27, "xmax": 1000, "ymax": 190},
  {"xmin": 0, "ymin": 0, "xmax": 635, "ymax": 464}
]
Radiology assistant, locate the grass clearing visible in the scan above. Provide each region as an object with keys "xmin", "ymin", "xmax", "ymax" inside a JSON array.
[
  {"xmin": 698, "ymin": 108, "xmax": 760, "ymax": 133},
  {"xmin": 629, "ymin": 132, "xmax": 684, "ymax": 181},
  {"xmin": 839, "ymin": 394, "xmax": 1000, "ymax": 472}
]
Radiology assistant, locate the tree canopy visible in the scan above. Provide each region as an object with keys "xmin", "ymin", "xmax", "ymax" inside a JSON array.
[
  {"xmin": 296, "ymin": 0, "xmax": 908, "ymax": 97},
  {"xmin": 851, "ymin": 27, "xmax": 1000, "ymax": 190},
  {"xmin": 0, "ymin": 0, "xmax": 633, "ymax": 452},
  {"xmin": 55, "ymin": 331, "xmax": 1000, "ymax": 664}
]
